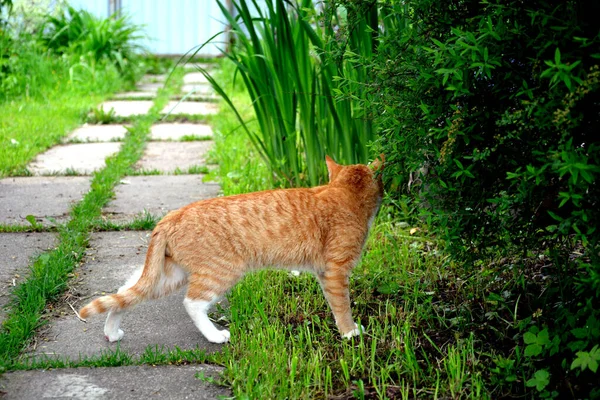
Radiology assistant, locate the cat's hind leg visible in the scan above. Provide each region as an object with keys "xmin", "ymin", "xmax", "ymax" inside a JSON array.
[
  {"xmin": 183, "ymin": 297, "xmax": 230, "ymax": 344},
  {"xmin": 104, "ymin": 259, "xmax": 188, "ymax": 342},
  {"xmin": 104, "ymin": 266, "xmax": 143, "ymax": 342},
  {"xmin": 184, "ymin": 272, "xmax": 235, "ymax": 344}
]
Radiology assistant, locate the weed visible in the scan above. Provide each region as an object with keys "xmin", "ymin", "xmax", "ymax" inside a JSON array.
[{"xmin": 87, "ymin": 105, "xmax": 117, "ymax": 124}]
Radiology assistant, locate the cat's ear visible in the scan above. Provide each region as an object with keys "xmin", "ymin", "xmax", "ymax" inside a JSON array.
[
  {"xmin": 370, "ymin": 153, "xmax": 385, "ymax": 171},
  {"xmin": 325, "ymin": 155, "xmax": 342, "ymax": 182}
]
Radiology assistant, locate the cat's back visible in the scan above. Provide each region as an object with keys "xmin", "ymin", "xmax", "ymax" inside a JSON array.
[{"xmin": 162, "ymin": 186, "xmax": 338, "ymax": 267}]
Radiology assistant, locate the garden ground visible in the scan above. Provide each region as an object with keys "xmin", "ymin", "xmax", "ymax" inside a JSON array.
[{"xmin": 0, "ymin": 62, "xmax": 233, "ymax": 398}]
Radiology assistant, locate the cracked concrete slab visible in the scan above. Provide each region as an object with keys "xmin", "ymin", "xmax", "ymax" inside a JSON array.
[
  {"xmin": 0, "ymin": 232, "xmax": 57, "ymax": 323},
  {"xmin": 66, "ymin": 124, "xmax": 128, "ymax": 142},
  {"xmin": 103, "ymin": 175, "xmax": 220, "ymax": 221},
  {"xmin": 0, "ymin": 364, "xmax": 230, "ymax": 399},
  {"xmin": 161, "ymin": 101, "xmax": 218, "ymax": 116},
  {"xmin": 28, "ymin": 142, "xmax": 121, "ymax": 175},
  {"xmin": 0, "ymin": 176, "xmax": 90, "ymax": 226},
  {"xmin": 135, "ymin": 141, "xmax": 213, "ymax": 173},
  {"xmin": 31, "ymin": 231, "xmax": 227, "ymax": 360},
  {"xmin": 101, "ymin": 101, "xmax": 154, "ymax": 117},
  {"xmin": 150, "ymin": 123, "xmax": 213, "ymax": 141}
]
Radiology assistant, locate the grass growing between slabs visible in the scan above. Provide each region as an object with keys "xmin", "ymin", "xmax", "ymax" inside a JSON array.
[{"xmin": 0, "ymin": 68, "xmax": 183, "ymax": 371}]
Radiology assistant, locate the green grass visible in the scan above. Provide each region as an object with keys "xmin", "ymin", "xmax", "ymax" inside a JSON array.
[
  {"xmin": 0, "ymin": 93, "xmax": 110, "ymax": 177},
  {"xmin": 128, "ymin": 165, "xmax": 211, "ymax": 176},
  {"xmin": 178, "ymin": 134, "xmax": 213, "ymax": 142},
  {"xmin": 0, "ymin": 67, "xmax": 183, "ymax": 370},
  {"xmin": 89, "ymin": 211, "xmax": 159, "ymax": 231},
  {"xmin": 0, "ymin": 224, "xmax": 57, "ymax": 233},
  {"xmin": 194, "ymin": 58, "xmax": 522, "ymax": 398},
  {"xmin": 1, "ymin": 56, "xmax": 534, "ymax": 398}
]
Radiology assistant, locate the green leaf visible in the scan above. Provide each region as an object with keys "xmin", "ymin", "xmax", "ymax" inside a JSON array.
[
  {"xmin": 554, "ymin": 47, "xmax": 561, "ymax": 65},
  {"xmin": 25, "ymin": 215, "xmax": 38, "ymax": 227},
  {"xmin": 524, "ymin": 332, "xmax": 537, "ymax": 344},
  {"xmin": 525, "ymin": 343, "xmax": 543, "ymax": 357},
  {"xmin": 571, "ymin": 327, "xmax": 588, "ymax": 339},
  {"xmin": 526, "ymin": 369, "xmax": 550, "ymax": 391},
  {"xmin": 377, "ymin": 282, "xmax": 400, "ymax": 295},
  {"xmin": 571, "ymin": 346, "xmax": 600, "ymax": 373},
  {"xmin": 538, "ymin": 329, "xmax": 550, "ymax": 345}
]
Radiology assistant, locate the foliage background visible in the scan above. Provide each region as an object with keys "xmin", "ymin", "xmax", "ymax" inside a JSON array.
[{"xmin": 320, "ymin": 0, "xmax": 600, "ymax": 397}]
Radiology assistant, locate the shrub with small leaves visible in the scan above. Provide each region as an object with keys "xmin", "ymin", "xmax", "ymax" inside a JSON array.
[{"xmin": 326, "ymin": 0, "xmax": 600, "ymax": 397}]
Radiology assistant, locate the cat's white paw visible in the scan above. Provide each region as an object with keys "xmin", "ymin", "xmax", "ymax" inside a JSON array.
[
  {"xmin": 342, "ymin": 324, "xmax": 365, "ymax": 339},
  {"xmin": 105, "ymin": 329, "xmax": 124, "ymax": 342},
  {"xmin": 206, "ymin": 329, "xmax": 230, "ymax": 344}
]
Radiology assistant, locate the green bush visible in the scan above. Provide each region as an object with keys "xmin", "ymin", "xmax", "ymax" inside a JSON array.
[
  {"xmin": 40, "ymin": 5, "xmax": 145, "ymax": 83},
  {"xmin": 208, "ymin": 0, "xmax": 376, "ymax": 187},
  {"xmin": 324, "ymin": 0, "xmax": 599, "ymax": 397},
  {"xmin": 0, "ymin": 0, "xmax": 12, "ymax": 75}
]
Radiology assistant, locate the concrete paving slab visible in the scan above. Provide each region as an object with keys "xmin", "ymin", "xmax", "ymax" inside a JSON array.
[
  {"xmin": 183, "ymin": 72, "xmax": 209, "ymax": 84},
  {"xmin": 150, "ymin": 123, "xmax": 213, "ymax": 141},
  {"xmin": 104, "ymin": 176, "xmax": 220, "ymax": 221},
  {"xmin": 28, "ymin": 143, "xmax": 121, "ymax": 175},
  {"xmin": 161, "ymin": 101, "xmax": 218, "ymax": 116},
  {"xmin": 184, "ymin": 63, "xmax": 216, "ymax": 72},
  {"xmin": 66, "ymin": 124, "xmax": 128, "ymax": 142},
  {"xmin": 0, "ymin": 364, "xmax": 230, "ymax": 399},
  {"xmin": 101, "ymin": 101, "xmax": 154, "ymax": 117},
  {"xmin": 0, "ymin": 233, "xmax": 57, "ymax": 323},
  {"xmin": 181, "ymin": 83, "xmax": 213, "ymax": 96},
  {"xmin": 112, "ymin": 91, "xmax": 157, "ymax": 100},
  {"xmin": 136, "ymin": 142, "xmax": 213, "ymax": 173},
  {"xmin": 31, "ymin": 231, "xmax": 226, "ymax": 360},
  {"xmin": 0, "ymin": 176, "xmax": 90, "ymax": 226},
  {"xmin": 136, "ymin": 82, "xmax": 163, "ymax": 92}
]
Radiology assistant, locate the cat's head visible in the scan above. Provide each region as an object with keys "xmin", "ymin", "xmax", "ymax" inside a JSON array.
[{"xmin": 326, "ymin": 155, "xmax": 385, "ymax": 197}]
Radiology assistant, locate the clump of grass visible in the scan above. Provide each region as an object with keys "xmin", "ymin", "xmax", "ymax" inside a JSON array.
[
  {"xmin": 0, "ymin": 224, "xmax": 57, "ymax": 233},
  {"xmin": 12, "ymin": 344, "xmax": 211, "ymax": 371},
  {"xmin": 129, "ymin": 168, "xmax": 163, "ymax": 176},
  {"xmin": 86, "ymin": 105, "xmax": 117, "ymax": 124},
  {"xmin": 41, "ymin": 5, "xmax": 145, "ymax": 84},
  {"xmin": 205, "ymin": 0, "xmax": 375, "ymax": 187},
  {"xmin": 89, "ymin": 211, "xmax": 159, "ymax": 231},
  {"xmin": 179, "ymin": 134, "xmax": 213, "ymax": 142},
  {"xmin": 174, "ymin": 165, "xmax": 210, "ymax": 175}
]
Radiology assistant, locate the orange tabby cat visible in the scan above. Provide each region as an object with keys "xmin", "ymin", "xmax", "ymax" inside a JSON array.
[{"xmin": 79, "ymin": 155, "xmax": 384, "ymax": 343}]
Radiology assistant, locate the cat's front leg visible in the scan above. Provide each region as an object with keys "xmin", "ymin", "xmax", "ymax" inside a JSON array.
[{"xmin": 317, "ymin": 268, "xmax": 364, "ymax": 339}]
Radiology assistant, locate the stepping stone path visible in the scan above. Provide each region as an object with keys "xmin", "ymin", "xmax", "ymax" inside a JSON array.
[
  {"xmin": 0, "ymin": 65, "xmax": 231, "ymax": 398},
  {"xmin": 0, "ymin": 232, "xmax": 57, "ymax": 323}
]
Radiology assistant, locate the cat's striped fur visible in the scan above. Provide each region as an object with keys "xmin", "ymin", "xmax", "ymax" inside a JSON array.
[{"xmin": 79, "ymin": 155, "xmax": 384, "ymax": 343}]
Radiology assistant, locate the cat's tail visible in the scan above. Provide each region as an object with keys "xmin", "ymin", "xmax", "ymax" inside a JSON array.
[{"xmin": 78, "ymin": 229, "xmax": 167, "ymax": 319}]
